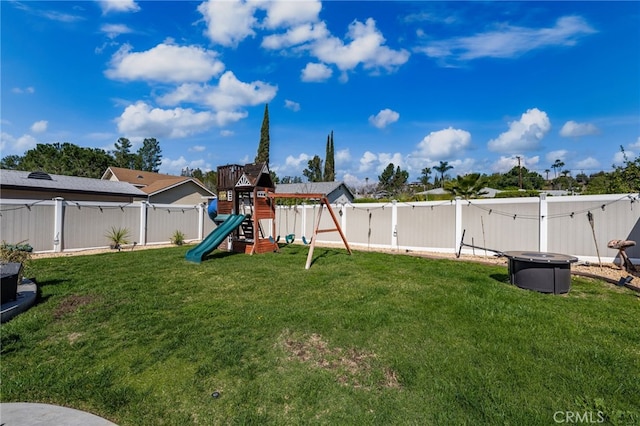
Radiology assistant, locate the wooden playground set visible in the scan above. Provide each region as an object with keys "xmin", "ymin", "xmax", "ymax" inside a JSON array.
[{"xmin": 186, "ymin": 162, "xmax": 351, "ymax": 269}]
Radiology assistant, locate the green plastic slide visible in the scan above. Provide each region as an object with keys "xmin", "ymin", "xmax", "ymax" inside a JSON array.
[{"xmin": 185, "ymin": 214, "xmax": 247, "ymax": 263}]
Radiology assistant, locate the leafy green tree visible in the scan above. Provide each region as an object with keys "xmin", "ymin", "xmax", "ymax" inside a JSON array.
[
  {"xmin": 378, "ymin": 163, "xmax": 395, "ymax": 193},
  {"xmin": 0, "ymin": 155, "xmax": 22, "ymax": 169},
  {"xmin": 378, "ymin": 163, "xmax": 408, "ymax": 195},
  {"xmin": 391, "ymin": 166, "xmax": 409, "ymax": 194},
  {"xmin": 444, "ymin": 173, "xmax": 489, "ymax": 199},
  {"xmin": 137, "ymin": 138, "xmax": 162, "ymax": 172},
  {"xmin": 183, "ymin": 167, "xmax": 217, "ymax": 192},
  {"xmin": 255, "ymin": 104, "xmax": 270, "ymax": 165},
  {"xmin": 303, "ymin": 155, "xmax": 323, "ymax": 182},
  {"xmin": 323, "ymin": 131, "xmax": 335, "ymax": 181},
  {"xmin": 280, "ymin": 176, "xmax": 303, "ymax": 184},
  {"xmin": 114, "ymin": 137, "xmax": 135, "ymax": 169},
  {"xmin": 497, "ymin": 166, "xmax": 544, "ymax": 190},
  {"xmin": 4, "ymin": 142, "xmax": 113, "ymax": 178},
  {"xmin": 434, "ymin": 161, "xmax": 453, "ymax": 187}
]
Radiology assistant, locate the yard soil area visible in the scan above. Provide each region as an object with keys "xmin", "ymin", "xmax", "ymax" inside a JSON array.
[{"xmin": 32, "ymin": 242, "xmax": 635, "ymax": 287}]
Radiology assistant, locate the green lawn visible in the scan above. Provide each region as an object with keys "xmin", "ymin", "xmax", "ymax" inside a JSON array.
[{"xmin": 1, "ymin": 245, "xmax": 638, "ymax": 425}]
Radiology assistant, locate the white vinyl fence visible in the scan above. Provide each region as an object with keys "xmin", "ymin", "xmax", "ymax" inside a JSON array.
[{"xmin": 1, "ymin": 193, "xmax": 638, "ymax": 263}]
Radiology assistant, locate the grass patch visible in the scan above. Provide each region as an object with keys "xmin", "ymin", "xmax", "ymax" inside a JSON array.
[{"xmin": 1, "ymin": 246, "xmax": 639, "ymax": 425}]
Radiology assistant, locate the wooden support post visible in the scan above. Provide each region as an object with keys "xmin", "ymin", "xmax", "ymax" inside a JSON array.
[{"xmin": 266, "ymin": 192, "xmax": 351, "ymax": 269}]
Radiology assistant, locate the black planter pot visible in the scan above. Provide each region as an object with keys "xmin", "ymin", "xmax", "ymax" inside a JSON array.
[{"xmin": 1, "ymin": 263, "xmax": 23, "ymax": 304}]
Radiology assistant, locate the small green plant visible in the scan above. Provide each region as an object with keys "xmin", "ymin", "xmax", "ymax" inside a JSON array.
[
  {"xmin": 170, "ymin": 230, "xmax": 185, "ymax": 246},
  {"xmin": 105, "ymin": 227, "xmax": 130, "ymax": 250},
  {"xmin": 1, "ymin": 240, "xmax": 33, "ymax": 283}
]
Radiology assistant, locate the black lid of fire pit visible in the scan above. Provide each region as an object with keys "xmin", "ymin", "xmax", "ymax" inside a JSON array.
[{"xmin": 503, "ymin": 251, "xmax": 578, "ymax": 264}]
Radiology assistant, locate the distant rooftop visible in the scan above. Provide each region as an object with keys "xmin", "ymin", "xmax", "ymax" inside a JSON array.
[{"xmin": 0, "ymin": 169, "xmax": 147, "ymax": 198}]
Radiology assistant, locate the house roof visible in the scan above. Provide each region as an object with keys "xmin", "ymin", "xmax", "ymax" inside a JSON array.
[
  {"xmin": 275, "ymin": 181, "xmax": 354, "ymax": 198},
  {"xmin": 102, "ymin": 167, "xmax": 215, "ymax": 197},
  {"xmin": 0, "ymin": 169, "xmax": 147, "ymax": 198}
]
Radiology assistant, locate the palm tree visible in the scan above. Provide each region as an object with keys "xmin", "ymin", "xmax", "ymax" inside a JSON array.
[
  {"xmin": 551, "ymin": 159, "xmax": 565, "ymax": 178},
  {"xmin": 544, "ymin": 169, "xmax": 550, "ymax": 181},
  {"xmin": 434, "ymin": 161, "xmax": 453, "ymax": 188},
  {"xmin": 444, "ymin": 173, "xmax": 489, "ymax": 199}
]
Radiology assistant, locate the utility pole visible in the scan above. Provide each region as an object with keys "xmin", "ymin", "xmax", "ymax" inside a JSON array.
[{"xmin": 516, "ymin": 156, "xmax": 523, "ymax": 189}]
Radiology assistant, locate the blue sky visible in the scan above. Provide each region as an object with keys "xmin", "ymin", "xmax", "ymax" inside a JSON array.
[{"xmin": 2, "ymin": 0, "xmax": 639, "ymax": 187}]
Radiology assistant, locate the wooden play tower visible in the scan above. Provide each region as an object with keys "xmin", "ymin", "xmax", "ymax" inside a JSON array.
[
  {"xmin": 216, "ymin": 162, "xmax": 351, "ymax": 268},
  {"xmin": 216, "ymin": 162, "xmax": 278, "ymax": 254}
]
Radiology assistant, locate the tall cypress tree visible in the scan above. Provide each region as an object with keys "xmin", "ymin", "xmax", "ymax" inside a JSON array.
[
  {"xmin": 255, "ymin": 104, "xmax": 270, "ymax": 165},
  {"xmin": 323, "ymin": 130, "xmax": 335, "ymax": 181}
]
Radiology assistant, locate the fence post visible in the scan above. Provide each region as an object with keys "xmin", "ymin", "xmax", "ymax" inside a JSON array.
[
  {"xmin": 391, "ymin": 200, "xmax": 398, "ymax": 249},
  {"xmin": 197, "ymin": 202, "xmax": 205, "ymax": 241},
  {"xmin": 340, "ymin": 203, "xmax": 347, "ymax": 237},
  {"xmin": 301, "ymin": 202, "xmax": 307, "ymax": 238},
  {"xmin": 454, "ymin": 197, "xmax": 462, "ymax": 254},
  {"xmin": 139, "ymin": 201, "xmax": 147, "ymax": 246},
  {"xmin": 539, "ymin": 194, "xmax": 548, "ymax": 252},
  {"xmin": 53, "ymin": 197, "xmax": 64, "ymax": 252}
]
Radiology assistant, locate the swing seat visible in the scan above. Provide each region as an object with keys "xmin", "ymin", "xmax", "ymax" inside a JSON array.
[
  {"xmin": 285, "ymin": 234, "xmax": 295, "ymax": 244},
  {"xmin": 269, "ymin": 235, "xmax": 281, "ymax": 244},
  {"xmin": 302, "ymin": 236, "xmax": 312, "ymax": 245}
]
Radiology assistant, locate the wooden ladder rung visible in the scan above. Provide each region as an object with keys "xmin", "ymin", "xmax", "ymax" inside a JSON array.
[{"xmin": 316, "ymin": 228, "xmax": 338, "ymax": 233}]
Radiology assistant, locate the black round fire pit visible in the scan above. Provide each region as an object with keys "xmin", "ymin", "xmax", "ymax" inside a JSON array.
[{"xmin": 503, "ymin": 251, "xmax": 578, "ymax": 294}]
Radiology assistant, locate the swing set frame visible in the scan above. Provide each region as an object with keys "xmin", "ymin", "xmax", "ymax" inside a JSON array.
[{"xmin": 266, "ymin": 192, "xmax": 352, "ymax": 269}]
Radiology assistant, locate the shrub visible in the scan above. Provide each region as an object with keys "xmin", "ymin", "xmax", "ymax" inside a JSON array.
[
  {"xmin": 1, "ymin": 240, "xmax": 33, "ymax": 283},
  {"xmin": 171, "ymin": 230, "xmax": 185, "ymax": 246},
  {"xmin": 105, "ymin": 227, "xmax": 130, "ymax": 250}
]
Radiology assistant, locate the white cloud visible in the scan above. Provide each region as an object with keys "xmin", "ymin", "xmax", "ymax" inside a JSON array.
[
  {"xmin": 488, "ymin": 108, "xmax": 550, "ymax": 153},
  {"xmin": 262, "ymin": 22, "xmax": 329, "ymax": 50},
  {"xmin": 628, "ymin": 137, "xmax": 640, "ymax": 150},
  {"xmin": 189, "ymin": 145, "xmax": 206, "ymax": 152},
  {"xmin": 613, "ymin": 150, "xmax": 634, "ymax": 166},
  {"xmin": 0, "ymin": 132, "xmax": 38, "ymax": 154},
  {"xmin": 414, "ymin": 127, "xmax": 471, "ymax": 159},
  {"xmin": 369, "ymin": 109, "xmax": 399, "ymax": 129},
  {"xmin": 301, "ymin": 63, "xmax": 332, "ymax": 82},
  {"xmin": 12, "ymin": 87, "xmax": 35, "ymax": 94},
  {"xmin": 341, "ymin": 173, "xmax": 364, "ymax": 189},
  {"xmin": 284, "ymin": 99, "xmax": 301, "ymax": 112},
  {"xmin": 262, "ymin": 0, "xmax": 321, "ymax": 29},
  {"xmin": 157, "ymin": 72, "xmax": 277, "ymax": 112},
  {"xmin": 420, "ymin": 15, "xmax": 596, "ymax": 63},
  {"xmin": 220, "ymin": 130, "xmax": 234, "ymax": 137},
  {"xmin": 358, "ymin": 151, "xmax": 378, "ymax": 173},
  {"xmin": 30, "ymin": 120, "xmax": 48, "ymax": 133},
  {"xmin": 335, "ymin": 148, "xmax": 351, "ymax": 165},
  {"xmin": 490, "ymin": 155, "xmax": 539, "ymax": 173},
  {"xmin": 98, "ymin": 0, "xmax": 140, "ymax": 14},
  {"xmin": 160, "ymin": 156, "xmax": 208, "ymax": 175},
  {"xmin": 310, "ymin": 18, "xmax": 410, "ymax": 72},
  {"xmin": 116, "ymin": 101, "xmax": 230, "ymax": 138},
  {"xmin": 206, "ymin": 71, "xmax": 277, "ymax": 110},
  {"xmin": 357, "ymin": 151, "xmax": 403, "ymax": 173},
  {"xmin": 101, "ymin": 23, "xmax": 133, "ymax": 39},
  {"xmin": 197, "ymin": 0, "xmax": 257, "ymax": 47},
  {"xmin": 546, "ymin": 150, "xmax": 568, "ymax": 163},
  {"xmin": 284, "ymin": 153, "xmax": 311, "ymax": 169},
  {"xmin": 106, "ymin": 43, "xmax": 225, "ymax": 83},
  {"xmin": 559, "ymin": 120, "xmax": 599, "ymax": 137},
  {"xmin": 575, "ymin": 157, "xmax": 600, "ymax": 170}
]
